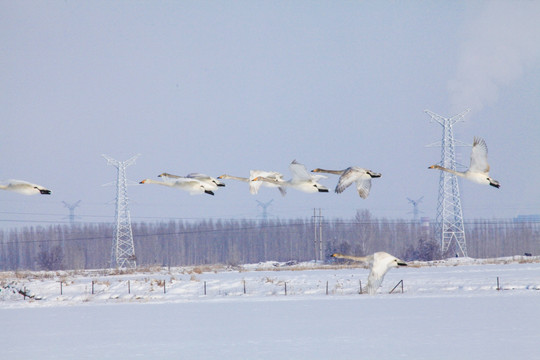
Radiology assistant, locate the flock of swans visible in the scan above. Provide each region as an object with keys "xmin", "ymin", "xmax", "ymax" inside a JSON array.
[
  {"xmin": 139, "ymin": 159, "xmax": 383, "ymax": 198},
  {"xmin": 1, "ymin": 137, "xmax": 500, "ymax": 199},
  {"xmin": 0, "ymin": 137, "xmax": 500, "ymax": 294}
]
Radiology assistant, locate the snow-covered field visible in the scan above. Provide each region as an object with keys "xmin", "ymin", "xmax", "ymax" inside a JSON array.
[{"xmin": 2, "ymin": 257, "xmax": 539, "ymax": 359}]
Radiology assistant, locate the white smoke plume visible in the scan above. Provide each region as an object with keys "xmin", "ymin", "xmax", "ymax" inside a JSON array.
[{"xmin": 448, "ymin": 1, "xmax": 540, "ymax": 113}]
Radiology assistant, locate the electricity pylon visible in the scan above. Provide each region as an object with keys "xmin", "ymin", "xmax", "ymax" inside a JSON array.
[
  {"xmin": 407, "ymin": 196, "xmax": 423, "ymax": 222},
  {"xmin": 103, "ymin": 154, "xmax": 139, "ymax": 268},
  {"xmin": 256, "ymin": 199, "xmax": 273, "ymax": 221},
  {"xmin": 62, "ymin": 200, "xmax": 81, "ymax": 225},
  {"xmin": 426, "ymin": 109, "xmax": 469, "ymax": 257}
]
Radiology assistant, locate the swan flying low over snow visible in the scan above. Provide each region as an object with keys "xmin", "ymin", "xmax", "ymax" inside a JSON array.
[
  {"xmin": 0, "ymin": 180, "xmax": 51, "ymax": 195},
  {"xmin": 332, "ymin": 252, "xmax": 407, "ymax": 295},
  {"xmin": 311, "ymin": 166, "xmax": 381, "ymax": 199},
  {"xmin": 428, "ymin": 137, "xmax": 500, "ymax": 188},
  {"xmin": 252, "ymin": 160, "xmax": 329, "ymax": 194}
]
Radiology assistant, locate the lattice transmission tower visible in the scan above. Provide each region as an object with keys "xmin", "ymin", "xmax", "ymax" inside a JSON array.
[
  {"xmin": 103, "ymin": 154, "xmax": 139, "ymax": 268},
  {"xmin": 425, "ymin": 109, "xmax": 469, "ymax": 257},
  {"xmin": 62, "ymin": 200, "xmax": 81, "ymax": 225},
  {"xmin": 256, "ymin": 199, "xmax": 273, "ymax": 221},
  {"xmin": 407, "ymin": 196, "xmax": 423, "ymax": 222}
]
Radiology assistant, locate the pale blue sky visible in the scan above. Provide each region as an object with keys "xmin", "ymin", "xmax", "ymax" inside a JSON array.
[{"xmin": 1, "ymin": 1, "xmax": 539, "ymax": 228}]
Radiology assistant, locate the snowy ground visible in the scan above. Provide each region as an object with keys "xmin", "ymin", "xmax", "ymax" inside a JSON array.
[{"xmin": 1, "ymin": 257, "xmax": 539, "ymax": 359}]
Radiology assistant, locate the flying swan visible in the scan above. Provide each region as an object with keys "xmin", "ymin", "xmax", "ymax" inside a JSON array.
[
  {"xmin": 311, "ymin": 166, "xmax": 381, "ymax": 199},
  {"xmin": 428, "ymin": 137, "xmax": 500, "ymax": 188},
  {"xmin": 0, "ymin": 180, "xmax": 51, "ymax": 195},
  {"xmin": 218, "ymin": 170, "xmax": 287, "ymax": 196},
  {"xmin": 158, "ymin": 172, "xmax": 225, "ymax": 191},
  {"xmin": 139, "ymin": 177, "xmax": 215, "ymax": 196},
  {"xmin": 332, "ymin": 252, "xmax": 407, "ymax": 295},
  {"xmin": 253, "ymin": 160, "xmax": 329, "ymax": 193}
]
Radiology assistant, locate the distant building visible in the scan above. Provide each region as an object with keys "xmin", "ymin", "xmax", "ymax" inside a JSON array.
[{"xmin": 513, "ymin": 215, "xmax": 540, "ymax": 223}]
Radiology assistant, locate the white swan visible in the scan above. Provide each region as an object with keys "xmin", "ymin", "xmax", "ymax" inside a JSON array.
[
  {"xmin": 158, "ymin": 172, "xmax": 225, "ymax": 190},
  {"xmin": 139, "ymin": 178, "xmax": 214, "ymax": 196},
  {"xmin": 218, "ymin": 171, "xmax": 287, "ymax": 196},
  {"xmin": 429, "ymin": 137, "xmax": 500, "ymax": 188},
  {"xmin": 253, "ymin": 160, "xmax": 329, "ymax": 193},
  {"xmin": 332, "ymin": 252, "xmax": 407, "ymax": 295},
  {"xmin": 311, "ymin": 166, "xmax": 381, "ymax": 199},
  {"xmin": 0, "ymin": 180, "xmax": 51, "ymax": 195}
]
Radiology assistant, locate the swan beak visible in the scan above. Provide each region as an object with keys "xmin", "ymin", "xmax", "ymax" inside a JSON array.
[
  {"xmin": 217, "ymin": 175, "xmax": 224, "ymax": 179},
  {"xmin": 39, "ymin": 189, "xmax": 51, "ymax": 195},
  {"xmin": 252, "ymin": 177, "xmax": 260, "ymax": 181},
  {"xmin": 140, "ymin": 180, "xmax": 147, "ymax": 184},
  {"xmin": 397, "ymin": 261, "xmax": 407, "ymax": 266},
  {"xmin": 428, "ymin": 165, "xmax": 435, "ymax": 169},
  {"xmin": 311, "ymin": 169, "xmax": 319, "ymax": 173}
]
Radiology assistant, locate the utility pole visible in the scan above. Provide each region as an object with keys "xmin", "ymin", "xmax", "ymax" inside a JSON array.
[
  {"xmin": 426, "ymin": 109, "xmax": 469, "ymax": 257},
  {"xmin": 103, "ymin": 154, "xmax": 139, "ymax": 268},
  {"xmin": 312, "ymin": 208, "xmax": 323, "ymax": 262}
]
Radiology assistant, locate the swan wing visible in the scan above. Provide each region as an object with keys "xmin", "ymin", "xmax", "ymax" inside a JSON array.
[
  {"xmin": 249, "ymin": 170, "xmax": 285, "ymax": 194},
  {"xmin": 289, "ymin": 160, "xmax": 311, "ymax": 181},
  {"xmin": 335, "ymin": 168, "xmax": 370, "ymax": 197},
  {"xmin": 5, "ymin": 179, "xmax": 34, "ymax": 187},
  {"xmin": 186, "ymin": 173, "xmax": 211, "ymax": 180},
  {"xmin": 366, "ymin": 252, "xmax": 397, "ymax": 294},
  {"xmin": 469, "ymin": 137, "xmax": 490, "ymax": 174},
  {"xmin": 249, "ymin": 179, "xmax": 264, "ymax": 194},
  {"xmin": 250, "ymin": 170, "xmax": 283, "ymax": 181},
  {"xmin": 172, "ymin": 177, "xmax": 199, "ymax": 184},
  {"xmin": 355, "ymin": 176, "xmax": 372, "ymax": 199},
  {"xmin": 158, "ymin": 172, "xmax": 182, "ymax": 180},
  {"xmin": 174, "ymin": 178, "xmax": 211, "ymax": 194},
  {"xmin": 311, "ymin": 174, "xmax": 328, "ymax": 181},
  {"xmin": 187, "ymin": 173, "xmax": 224, "ymax": 187}
]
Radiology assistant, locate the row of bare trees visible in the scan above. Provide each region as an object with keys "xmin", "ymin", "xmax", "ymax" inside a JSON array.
[{"xmin": 0, "ymin": 210, "xmax": 538, "ymax": 271}]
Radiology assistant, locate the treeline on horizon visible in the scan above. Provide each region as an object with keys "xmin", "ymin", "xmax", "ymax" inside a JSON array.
[{"xmin": 0, "ymin": 210, "xmax": 538, "ymax": 271}]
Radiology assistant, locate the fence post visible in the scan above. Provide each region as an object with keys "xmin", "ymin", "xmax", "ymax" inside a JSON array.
[
  {"xmin": 389, "ymin": 280, "xmax": 404, "ymax": 294},
  {"xmin": 284, "ymin": 282, "xmax": 287, "ymax": 296},
  {"xmin": 91, "ymin": 281, "xmax": 94, "ymax": 295},
  {"xmin": 497, "ymin": 277, "xmax": 500, "ymax": 291},
  {"xmin": 359, "ymin": 280, "xmax": 362, "ymax": 294},
  {"xmin": 163, "ymin": 281, "xmax": 166, "ymax": 294},
  {"xmin": 60, "ymin": 281, "xmax": 63, "ymax": 295},
  {"xmin": 128, "ymin": 280, "xmax": 131, "ymax": 294},
  {"xmin": 204, "ymin": 281, "xmax": 207, "ymax": 296},
  {"xmin": 243, "ymin": 280, "xmax": 246, "ymax": 295},
  {"xmin": 326, "ymin": 281, "xmax": 329, "ymax": 295}
]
